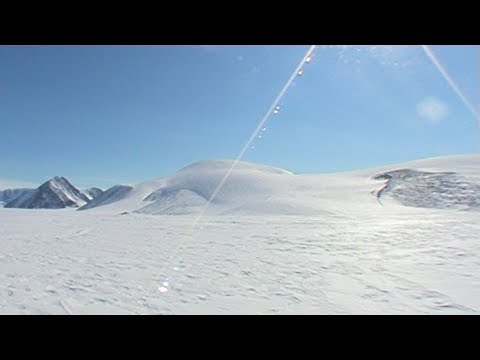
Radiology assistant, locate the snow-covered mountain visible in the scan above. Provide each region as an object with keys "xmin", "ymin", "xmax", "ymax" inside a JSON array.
[
  {"xmin": 77, "ymin": 155, "xmax": 480, "ymax": 215},
  {"xmin": 77, "ymin": 160, "xmax": 316, "ymax": 215},
  {"xmin": 78, "ymin": 185, "xmax": 133, "ymax": 211},
  {"xmin": 5, "ymin": 176, "xmax": 90, "ymax": 209},
  {"xmin": 81, "ymin": 187, "xmax": 104, "ymax": 201},
  {"xmin": 0, "ymin": 188, "xmax": 35, "ymax": 206}
]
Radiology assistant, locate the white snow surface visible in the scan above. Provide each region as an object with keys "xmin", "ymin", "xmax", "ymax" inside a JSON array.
[{"xmin": 0, "ymin": 154, "xmax": 479, "ymax": 314}]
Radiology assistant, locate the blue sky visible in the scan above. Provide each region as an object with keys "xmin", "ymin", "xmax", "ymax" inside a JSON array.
[{"xmin": 0, "ymin": 45, "xmax": 478, "ymax": 189}]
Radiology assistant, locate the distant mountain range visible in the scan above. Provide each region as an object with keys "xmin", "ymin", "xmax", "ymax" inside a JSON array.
[
  {"xmin": 1, "ymin": 155, "xmax": 479, "ymax": 213},
  {"xmin": 0, "ymin": 188, "xmax": 36, "ymax": 205},
  {"xmin": 1, "ymin": 177, "xmax": 103, "ymax": 209}
]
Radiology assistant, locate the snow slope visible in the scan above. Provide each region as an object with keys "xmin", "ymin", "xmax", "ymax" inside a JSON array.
[
  {"xmin": 78, "ymin": 160, "xmax": 307, "ymax": 215},
  {"xmin": 77, "ymin": 159, "xmax": 369, "ymax": 215},
  {"xmin": 78, "ymin": 185, "xmax": 134, "ymax": 211}
]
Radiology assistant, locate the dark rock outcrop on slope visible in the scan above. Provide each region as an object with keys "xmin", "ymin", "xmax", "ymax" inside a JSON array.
[{"xmin": 373, "ymin": 169, "xmax": 480, "ymax": 210}]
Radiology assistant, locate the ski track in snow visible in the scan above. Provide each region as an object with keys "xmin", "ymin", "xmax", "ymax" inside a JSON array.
[{"xmin": 1, "ymin": 208, "xmax": 479, "ymax": 314}]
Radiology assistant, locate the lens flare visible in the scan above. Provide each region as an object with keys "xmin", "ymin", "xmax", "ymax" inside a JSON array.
[{"xmin": 421, "ymin": 45, "xmax": 478, "ymax": 121}]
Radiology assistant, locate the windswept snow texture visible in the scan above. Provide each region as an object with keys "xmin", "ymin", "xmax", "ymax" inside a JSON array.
[
  {"xmin": 0, "ymin": 188, "xmax": 35, "ymax": 206},
  {"xmin": 0, "ymin": 154, "xmax": 479, "ymax": 314},
  {"xmin": 374, "ymin": 169, "xmax": 480, "ymax": 210},
  {"xmin": 5, "ymin": 177, "xmax": 89, "ymax": 209}
]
